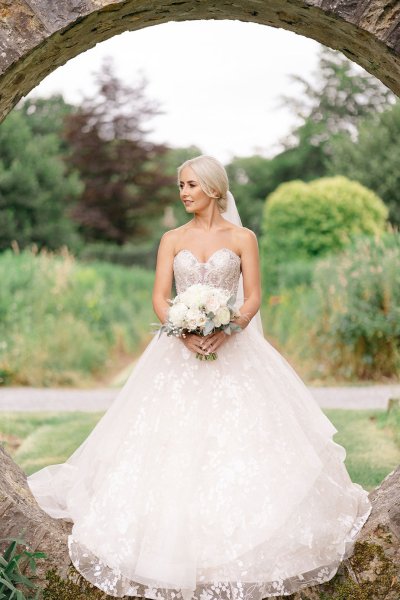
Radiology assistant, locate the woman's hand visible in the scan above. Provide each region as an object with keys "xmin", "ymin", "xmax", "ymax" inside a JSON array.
[
  {"xmin": 180, "ymin": 332, "xmax": 210, "ymax": 356},
  {"xmin": 200, "ymin": 330, "xmax": 228, "ymax": 354},
  {"xmin": 180, "ymin": 331, "xmax": 228, "ymax": 355},
  {"xmin": 231, "ymin": 312, "xmax": 251, "ymax": 330}
]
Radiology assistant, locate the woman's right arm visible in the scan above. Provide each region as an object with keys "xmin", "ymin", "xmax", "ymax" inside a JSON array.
[
  {"xmin": 152, "ymin": 231, "xmax": 175, "ymax": 324},
  {"xmin": 152, "ymin": 230, "xmax": 208, "ymax": 357}
]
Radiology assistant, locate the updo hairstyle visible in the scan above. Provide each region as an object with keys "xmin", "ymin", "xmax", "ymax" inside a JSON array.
[{"xmin": 177, "ymin": 155, "xmax": 229, "ymax": 213}]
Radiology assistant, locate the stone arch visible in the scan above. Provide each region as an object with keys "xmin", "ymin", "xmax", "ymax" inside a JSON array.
[
  {"xmin": 0, "ymin": 1, "xmax": 400, "ymax": 122},
  {"xmin": 1, "ymin": 2, "xmax": 400, "ymax": 595}
]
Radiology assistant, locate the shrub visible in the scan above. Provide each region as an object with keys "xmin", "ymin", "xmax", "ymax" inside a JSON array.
[
  {"xmin": 260, "ymin": 175, "xmax": 388, "ymax": 292},
  {"xmin": 310, "ymin": 231, "xmax": 400, "ymax": 380},
  {"xmin": 0, "ymin": 247, "xmax": 155, "ymax": 386},
  {"xmin": 78, "ymin": 241, "xmax": 158, "ymax": 269},
  {"xmin": 275, "ymin": 258, "xmax": 316, "ymax": 290}
]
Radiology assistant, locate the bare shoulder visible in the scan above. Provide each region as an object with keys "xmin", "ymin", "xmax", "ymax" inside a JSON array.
[
  {"xmin": 236, "ymin": 227, "xmax": 258, "ymax": 252},
  {"xmin": 159, "ymin": 223, "xmax": 187, "ymax": 248}
]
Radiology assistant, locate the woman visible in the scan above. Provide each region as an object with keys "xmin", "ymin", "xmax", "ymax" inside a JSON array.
[{"xmin": 27, "ymin": 155, "xmax": 372, "ymax": 599}]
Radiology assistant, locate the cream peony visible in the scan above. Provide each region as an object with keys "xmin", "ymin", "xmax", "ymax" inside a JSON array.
[
  {"xmin": 186, "ymin": 307, "xmax": 203, "ymax": 330},
  {"xmin": 169, "ymin": 303, "xmax": 188, "ymax": 327}
]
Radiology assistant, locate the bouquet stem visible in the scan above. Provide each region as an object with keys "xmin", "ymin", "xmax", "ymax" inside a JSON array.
[{"xmin": 196, "ymin": 351, "xmax": 218, "ymax": 361}]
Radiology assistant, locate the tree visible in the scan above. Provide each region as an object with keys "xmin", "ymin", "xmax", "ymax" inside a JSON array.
[
  {"xmin": 226, "ymin": 145, "xmax": 333, "ymax": 239},
  {"xmin": 0, "ymin": 106, "xmax": 83, "ymax": 252},
  {"xmin": 18, "ymin": 94, "xmax": 74, "ymax": 145},
  {"xmin": 327, "ymin": 100, "xmax": 400, "ymax": 226},
  {"xmin": 275, "ymin": 46, "xmax": 396, "ymax": 179},
  {"xmin": 224, "ymin": 47, "xmax": 396, "ymax": 238},
  {"xmin": 63, "ymin": 57, "xmax": 176, "ymax": 244},
  {"xmin": 226, "ymin": 156, "xmax": 272, "ymax": 237}
]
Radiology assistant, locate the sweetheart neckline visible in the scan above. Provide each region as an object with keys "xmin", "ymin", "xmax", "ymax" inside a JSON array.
[{"xmin": 173, "ymin": 247, "xmax": 241, "ymax": 265}]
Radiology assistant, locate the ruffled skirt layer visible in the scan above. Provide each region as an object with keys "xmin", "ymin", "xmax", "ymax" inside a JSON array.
[{"xmin": 27, "ymin": 326, "xmax": 372, "ymax": 598}]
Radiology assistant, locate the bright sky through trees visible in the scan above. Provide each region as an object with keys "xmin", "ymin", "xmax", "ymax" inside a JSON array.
[{"xmin": 27, "ymin": 20, "xmax": 324, "ymax": 162}]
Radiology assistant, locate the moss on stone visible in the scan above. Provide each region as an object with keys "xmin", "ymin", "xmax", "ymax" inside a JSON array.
[
  {"xmin": 42, "ymin": 564, "xmax": 135, "ymax": 600},
  {"xmin": 315, "ymin": 540, "xmax": 400, "ymax": 600}
]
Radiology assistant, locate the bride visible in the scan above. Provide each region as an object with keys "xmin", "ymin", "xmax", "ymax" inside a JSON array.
[{"xmin": 27, "ymin": 154, "xmax": 372, "ymax": 599}]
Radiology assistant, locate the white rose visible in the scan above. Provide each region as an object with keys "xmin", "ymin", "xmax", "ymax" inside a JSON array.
[{"xmin": 215, "ymin": 306, "xmax": 231, "ymax": 326}]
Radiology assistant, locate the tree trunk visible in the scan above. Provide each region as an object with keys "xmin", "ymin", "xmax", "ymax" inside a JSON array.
[{"xmin": 0, "ymin": 444, "xmax": 72, "ymax": 581}]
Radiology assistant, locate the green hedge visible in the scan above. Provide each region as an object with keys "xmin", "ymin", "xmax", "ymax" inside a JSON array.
[{"xmin": 260, "ymin": 175, "xmax": 388, "ymax": 292}]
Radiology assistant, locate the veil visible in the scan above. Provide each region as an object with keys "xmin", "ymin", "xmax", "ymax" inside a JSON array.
[{"xmin": 222, "ymin": 191, "xmax": 264, "ymax": 337}]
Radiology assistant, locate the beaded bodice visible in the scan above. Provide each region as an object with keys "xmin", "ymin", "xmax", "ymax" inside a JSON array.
[{"xmin": 173, "ymin": 248, "xmax": 241, "ymax": 297}]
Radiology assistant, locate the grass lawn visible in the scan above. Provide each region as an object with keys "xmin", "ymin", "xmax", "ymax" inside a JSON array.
[{"xmin": 1, "ymin": 407, "xmax": 399, "ymax": 491}]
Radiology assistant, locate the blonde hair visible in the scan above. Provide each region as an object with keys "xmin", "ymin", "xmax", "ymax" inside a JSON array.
[{"xmin": 177, "ymin": 155, "xmax": 229, "ymax": 213}]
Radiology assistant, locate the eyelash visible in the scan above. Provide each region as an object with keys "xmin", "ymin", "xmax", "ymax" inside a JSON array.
[{"xmin": 179, "ymin": 184, "xmax": 196, "ymax": 189}]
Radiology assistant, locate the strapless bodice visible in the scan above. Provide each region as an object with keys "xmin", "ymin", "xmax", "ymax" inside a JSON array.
[{"xmin": 173, "ymin": 248, "xmax": 241, "ymax": 298}]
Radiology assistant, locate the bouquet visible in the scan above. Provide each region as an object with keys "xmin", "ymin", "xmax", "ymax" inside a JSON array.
[{"xmin": 156, "ymin": 283, "xmax": 242, "ymax": 360}]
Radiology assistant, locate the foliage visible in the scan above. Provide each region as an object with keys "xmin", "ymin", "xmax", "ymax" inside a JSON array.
[
  {"xmin": 17, "ymin": 95, "xmax": 74, "ymax": 147},
  {"xmin": 263, "ymin": 231, "xmax": 400, "ymax": 382},
  {"xmin": 327, "ymin": 99, "xmax": 400, "ymax": 226},
  {"xmin": 274, "ymin": 258, "xmax": 316, "ymax": 291},
  {"xmin": 62, "ymin": 56, "xmax": 176, "ymax": 244},
  {"xmin": 78, "ymin": 240, "xmax": 158, "ymax": 269},
  {"xmin": 0, "ymin": 247, "xmax": 155, "ymax": 386},
  {"xmin": 226, "ymin": 49, "xmax": 395, "ymax": 243},
  {"xmin": 226, "ymin": 155, "xmax": 273, "ymax": 236},
  {"xmin": 309, "ymin": 231, "xmax": 400, "ymax": 380},
  {"xmin": 0, "ymin": 536, "xmax": 47, "ymax": 599},
  {"xmin": 260, "ymin": 175, "xmax": 388, "ymax": 291},
  {"xmin": 277, "ymin": 46, "xmax": 396, "ymax": 170},
  {"xmin": 0, "ymin": 107, "xmax": 83, "ymax": 253},
  {"xmin": 271, "ymin": 46, "xmax": 395, "ymax": 186}
]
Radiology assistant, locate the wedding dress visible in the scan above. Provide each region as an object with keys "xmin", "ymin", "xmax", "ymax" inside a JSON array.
[{"xmin": 27, "ymin": 246, "xmax": 372, "ymax": 599}]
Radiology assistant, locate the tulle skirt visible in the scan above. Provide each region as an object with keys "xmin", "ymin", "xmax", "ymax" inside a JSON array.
[{"xmin": 27, "ymin": 324, "xmax": 372, "ymax": 598}]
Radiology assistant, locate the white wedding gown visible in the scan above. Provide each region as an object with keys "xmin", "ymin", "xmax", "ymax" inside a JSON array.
[{"xmin": 27, "ymin": 247, "xmax": 372, "ymax": 599}]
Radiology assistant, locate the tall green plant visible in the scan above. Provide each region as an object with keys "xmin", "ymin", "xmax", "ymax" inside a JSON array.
[
  {"xmin": 0, "ymin": 536, "xmax": 46, "ymax": 599},
  {"xmin": 310, "ymin": 231, "xmax": 400, "ymax": 380}
]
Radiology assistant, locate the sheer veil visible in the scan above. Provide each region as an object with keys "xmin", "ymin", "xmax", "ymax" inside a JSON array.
[{"xmin": 222, "ymin": 191, "xmax": 264, "ymax": 337}]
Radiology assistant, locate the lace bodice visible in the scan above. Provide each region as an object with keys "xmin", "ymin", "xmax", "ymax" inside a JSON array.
[{"xmin": 173, "ymin": 248, "xmax": 241, "ymax": 297}]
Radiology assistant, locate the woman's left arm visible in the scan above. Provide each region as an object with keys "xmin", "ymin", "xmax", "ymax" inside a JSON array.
[
  {"xmin": 232, "ymin": 227, "xmax": 262, "ymax": 330},
  {"xmin": 201, "ymin": 229, "xmax": 261, "ymax": 355}
]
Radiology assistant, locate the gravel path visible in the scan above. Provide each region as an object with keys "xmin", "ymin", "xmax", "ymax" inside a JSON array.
[{"xmin": 0, "ymin": 383, "xmax": 399, "ymax": 412}]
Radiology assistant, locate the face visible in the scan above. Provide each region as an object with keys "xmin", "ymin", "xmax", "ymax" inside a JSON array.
[{"xmin": 178, "ymin": 166, "xmax": 218, "ymax": 213}]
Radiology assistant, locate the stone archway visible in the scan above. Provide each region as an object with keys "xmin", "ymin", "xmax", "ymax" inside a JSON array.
[
  {"xmin": 0, "ymin": 0, "xmax": 400, "ymax": 123},
  {"xmin": 1, "ymin": 1, "xmax": 400, "ymax": 597}
]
